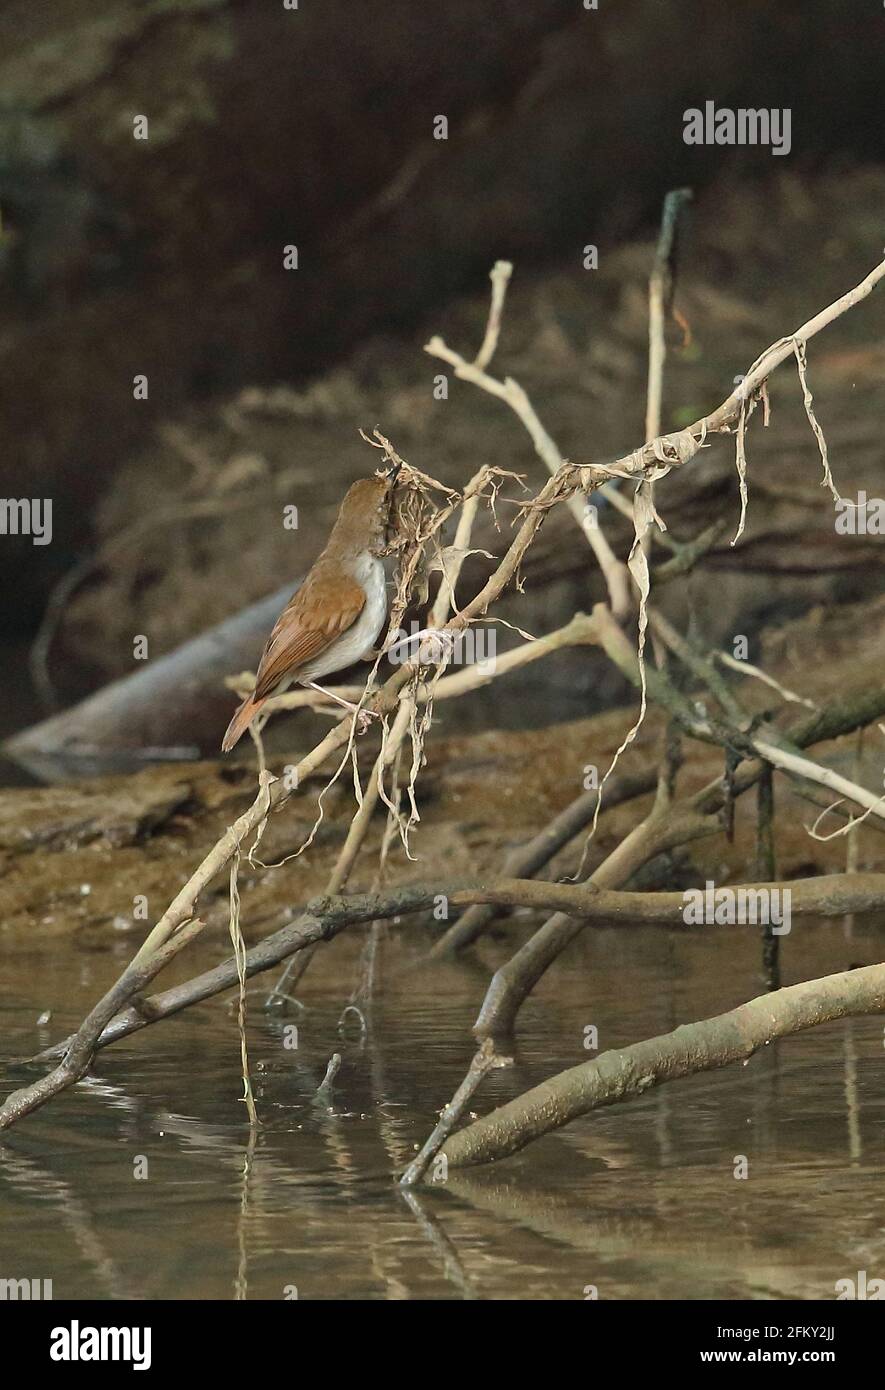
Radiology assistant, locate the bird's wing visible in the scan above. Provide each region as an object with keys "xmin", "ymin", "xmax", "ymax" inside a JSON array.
[{"xmin": 253, "ymin": 567, "xmax": 366, "ymax": 699}]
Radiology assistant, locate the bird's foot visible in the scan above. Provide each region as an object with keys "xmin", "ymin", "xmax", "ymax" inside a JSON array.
[
  {"xmin": 354, "ymin": 707, "xmax": 380, "ymax": 736},
  {"xmin": 385, "ymin": 626, "xmax": 457, "ymax": 665}
]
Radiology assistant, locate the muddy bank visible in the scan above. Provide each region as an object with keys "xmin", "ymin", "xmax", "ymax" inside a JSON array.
[{"xmin": 2, "ymin": 591, "xmax": 882, "ymax": 945}]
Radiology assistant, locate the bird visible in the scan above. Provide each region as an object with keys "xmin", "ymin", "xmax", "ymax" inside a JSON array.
[{"xmin": 221, "ymin": 471, "xmax": 397, "ymax": 752}]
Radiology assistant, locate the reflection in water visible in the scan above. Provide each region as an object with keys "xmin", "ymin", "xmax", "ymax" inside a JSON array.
[
  {"xmin": 0, "ymin": 1146, "xmax": 136, "ymax": 1300},
  {"xmin": 842, "ymin": 1019, "xmax": 862, "ymax": 1166},
  {"xmin": 1, "ymin": 917, "xmax": 885, "ymax": 1299}
]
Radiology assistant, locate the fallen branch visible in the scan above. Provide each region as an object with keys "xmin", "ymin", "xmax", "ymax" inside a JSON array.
[
  {"xmin": 0, "ymin": 919, "xmax": 205, "ymax": 1130},
  {"xmin": 400, "ymin": 1039, "xmax": 508, "ymax": 1186},
  {"xmin": 472, "ymin": 682, "xmax": 885, "ymax": 1042},
  {"xmin": 428, "ymin": 765, "xmax": 657, "ymax": 958},
  {"xmin": 440, "ymin": 961, "xmax": 885, "ymax": 1170},
  {"xmin": 24, "ymin": 871, "xmax": 885, "ymax": 1082}
]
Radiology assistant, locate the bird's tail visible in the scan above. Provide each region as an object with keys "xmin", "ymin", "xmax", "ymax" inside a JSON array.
[{"xmin": 221, "ymin": 692, "xmax": 267, "ymax": 752}]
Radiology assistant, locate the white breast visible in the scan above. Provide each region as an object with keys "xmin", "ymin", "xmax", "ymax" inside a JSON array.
[{"xmin": 300, "ymin": 555, "xmax": 387, "ymax": 683}]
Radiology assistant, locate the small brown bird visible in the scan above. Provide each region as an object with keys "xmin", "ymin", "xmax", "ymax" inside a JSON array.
[{"xmin": 222, "ymin": 472, "xmax": 396, "ymax": 752}]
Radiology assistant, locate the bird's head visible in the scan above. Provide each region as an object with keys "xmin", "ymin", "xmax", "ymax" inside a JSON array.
[{"xmin": 333, "ymin": 473, "xmax": 398, "ymax": 556}]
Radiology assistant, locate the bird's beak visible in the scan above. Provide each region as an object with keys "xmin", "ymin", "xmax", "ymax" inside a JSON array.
[{"xmin": 381, "ymin": 464, "xmax": 400, "ymax": 548}]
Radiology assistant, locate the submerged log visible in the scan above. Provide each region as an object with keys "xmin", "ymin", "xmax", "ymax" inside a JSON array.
[{"xmin": 3, "ymin": 582, "xmax": 295, "ymax": 780}]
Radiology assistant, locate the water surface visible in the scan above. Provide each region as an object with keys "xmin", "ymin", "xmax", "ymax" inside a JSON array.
[{"xmin": 2, "ymin": 916, "xmax": 884, "ymax": 1300}]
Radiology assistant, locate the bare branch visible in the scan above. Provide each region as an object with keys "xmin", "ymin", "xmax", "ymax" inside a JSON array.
[{"xmin": 441, "ymin": 960, "xmax": 885, "ymax": 1170}]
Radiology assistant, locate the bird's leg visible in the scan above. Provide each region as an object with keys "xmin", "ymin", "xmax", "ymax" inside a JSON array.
[{"xmin": 305, "ymin": 682, "xmax": 379, "ymax": 733}]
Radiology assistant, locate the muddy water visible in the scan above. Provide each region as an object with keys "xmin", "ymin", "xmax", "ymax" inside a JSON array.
[{"xmin": 1, "ymin": 915, "xmax": 884, "ymax": 1301}]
